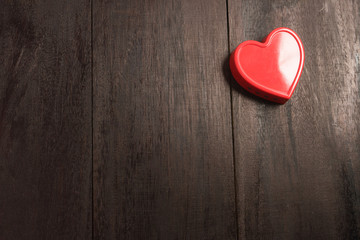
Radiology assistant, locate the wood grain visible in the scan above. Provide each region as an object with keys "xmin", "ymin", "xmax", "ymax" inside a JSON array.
[
  {"xmin": 0, "ymin": 1, "xmax": 92, "ymax": 239},
  {"xmin": 2, "ymin": 0, "xmax": 359, "ymax": 238},
  {"xmin": 93, "ymin": 0, "xmax": 237, "ymax": 239},
  {"xmin": 228, "ymin": 0, "xmax": 360, "ymax": 239}
]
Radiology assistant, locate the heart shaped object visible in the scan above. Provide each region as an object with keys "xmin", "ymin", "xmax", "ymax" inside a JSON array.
[{"xmin": 230, "ymin": 27, "xmax": 304, "ymax": 104}]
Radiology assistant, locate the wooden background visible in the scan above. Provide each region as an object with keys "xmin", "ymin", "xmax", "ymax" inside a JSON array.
[{"xmin": 1, "ymin": 0, "xmax": 359, "ymax": 239}]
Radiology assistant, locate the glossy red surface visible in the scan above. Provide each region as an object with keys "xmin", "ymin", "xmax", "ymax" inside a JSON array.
[{"xmin": 230, "ymin": 28, "xmax": 304, "ymax": 104}]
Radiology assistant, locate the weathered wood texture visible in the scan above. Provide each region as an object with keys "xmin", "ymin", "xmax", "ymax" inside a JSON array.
[
  {"xmin": 93, "ymin": 0, "xmax": 236, "ymax": 239},
  {"xmin": 1, "ymin": 0, "xmax": 360, "ymax": 239},
  {"xmin": 228, "ymin": 0, "xmax": 360, "ymax": 239},
  {"xmin": 0, "ymin": 1, "xmax": 92, "ymax": 239}
]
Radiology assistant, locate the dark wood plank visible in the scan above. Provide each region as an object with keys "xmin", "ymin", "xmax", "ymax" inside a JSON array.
[
  {"xmin": 93, "ymin": 0, "xmax": 236, "ymax": 239},
  {"xmin": 0, "ymin": 1, "xmax": 92, "ymax": 239},
  {"xmin": 228, "ymin": 0, "xmax": 360, "ymax": 239}
]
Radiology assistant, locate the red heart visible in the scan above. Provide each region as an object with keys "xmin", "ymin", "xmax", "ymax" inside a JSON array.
[{"xmin": 230, "ymin": 28, "xmax": 304, "ymax": 104}]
